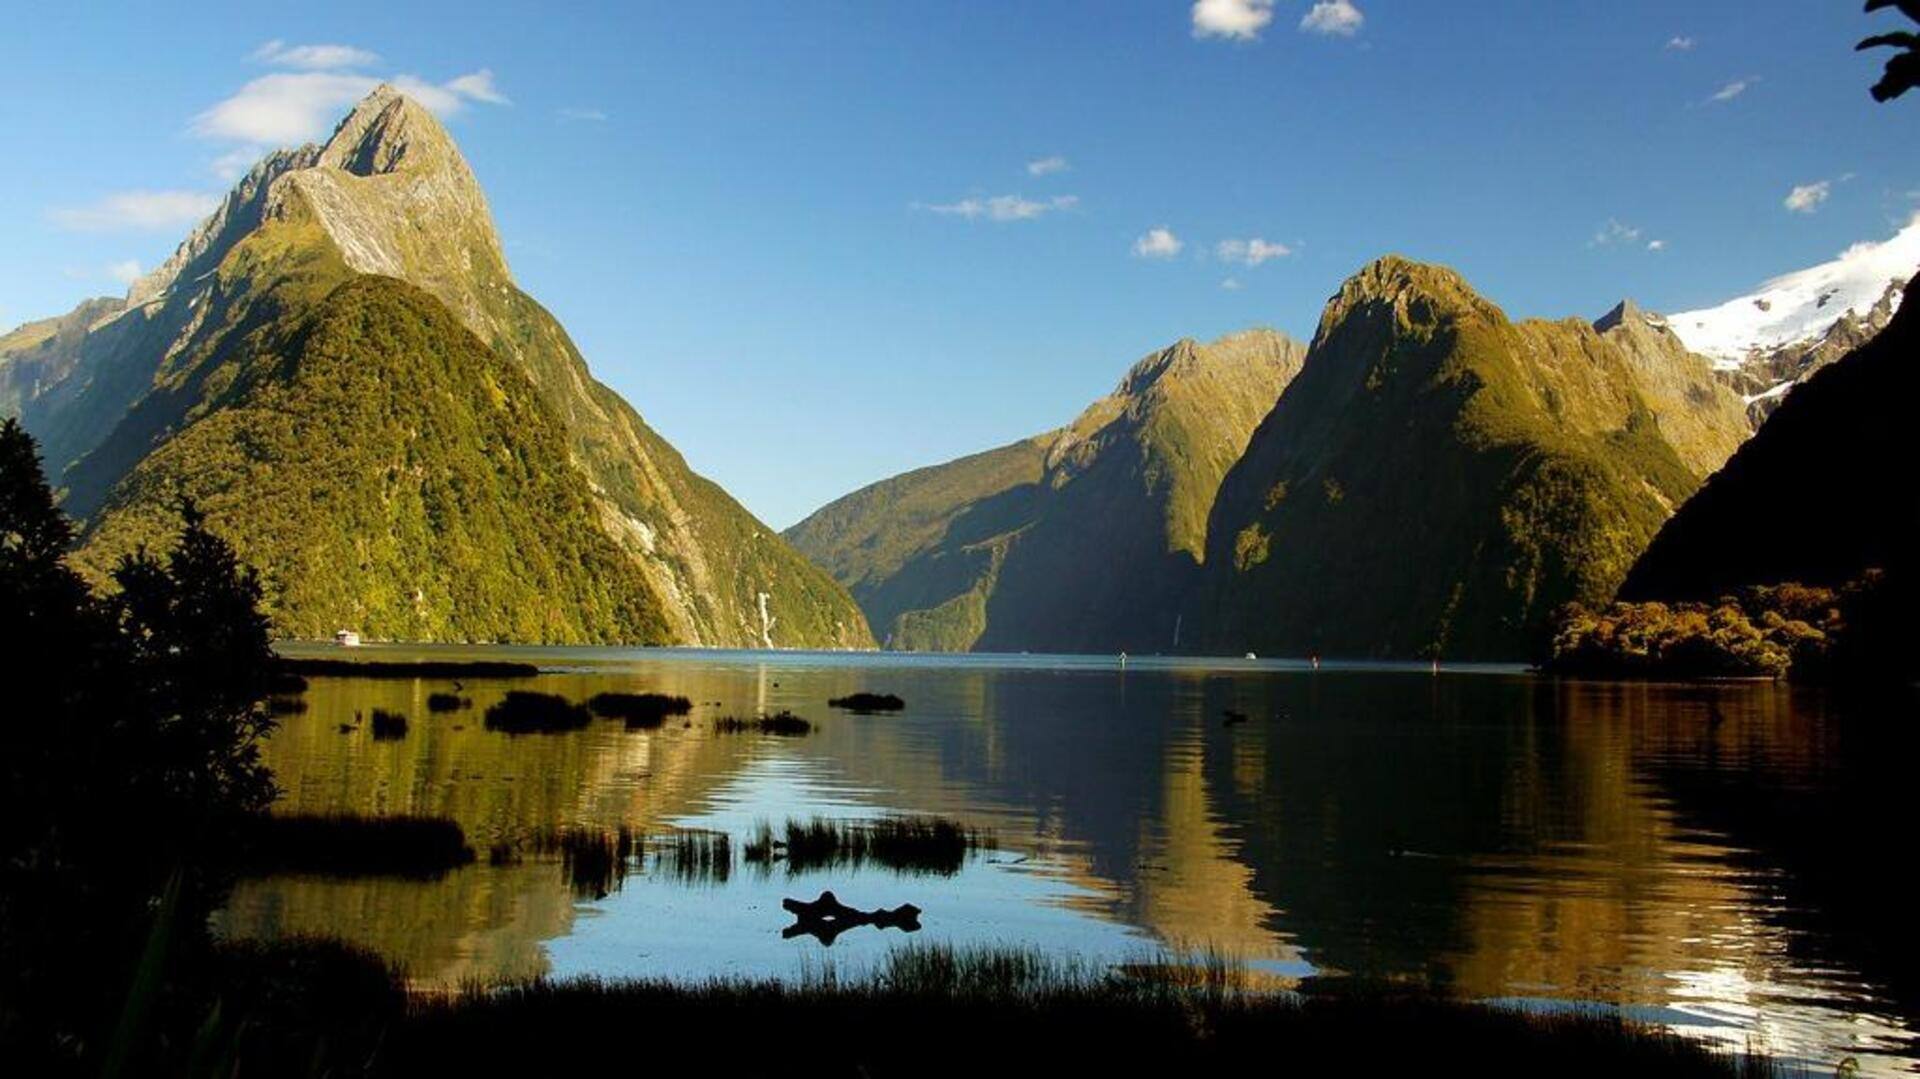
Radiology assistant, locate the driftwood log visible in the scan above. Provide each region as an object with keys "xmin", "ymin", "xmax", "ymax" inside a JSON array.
[{"xmin": 781, "ymin": 889, "xmax": 922, "ymax": 945}]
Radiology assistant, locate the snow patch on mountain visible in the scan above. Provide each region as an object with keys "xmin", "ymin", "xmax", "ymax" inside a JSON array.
[{"xmin": 1667, "ymin": 213, "xmax": 1920, "ymax": 367}]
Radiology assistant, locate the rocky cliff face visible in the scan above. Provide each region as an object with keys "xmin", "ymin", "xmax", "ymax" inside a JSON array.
[
  {"xmin": 1592, "ymin": 298, "xmax": 1753, "ymax": 475},
  {"xmin": 14, "ymin": 86, "xmax": 871, "ymax": 649},
  {"xmin": 786, "ymin": 329, "xmax": 1305, "ymax": 652}
]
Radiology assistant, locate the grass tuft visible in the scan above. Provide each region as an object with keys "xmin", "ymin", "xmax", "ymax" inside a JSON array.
[
  {"xmin": 714, "ymin": 710, "xmax": 812, "ymax": 736},
  {"xmin": 827, "ymin": 692, "xmax": 906, "ymax": 713},
  {"xmin": 743, "ymin": 816, "xmax": 995, "ymax": 876}
]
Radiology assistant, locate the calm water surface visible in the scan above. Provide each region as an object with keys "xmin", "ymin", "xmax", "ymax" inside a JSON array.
[{"xmin": 217, "ymin": 645, "xmax": 1919, "ymax": 1075}]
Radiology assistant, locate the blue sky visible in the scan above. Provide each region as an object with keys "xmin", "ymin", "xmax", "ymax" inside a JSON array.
[{"xmin": 4, "ymin": 1, "xmax": 1917, "ymax": 527}]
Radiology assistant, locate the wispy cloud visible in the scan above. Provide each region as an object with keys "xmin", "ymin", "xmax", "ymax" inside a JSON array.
[
  {"xmin": 1299, "ymin": 1, "xmax": 1365, "ymax": 37},
  {"xmin": 1192, "ymin": 0, "xmax": 1274, "ymax": 41},
  {"xmin": 1590, "ymin": 218, "xmax": 1643, "ymax": 248},
  {"xmin": 1708, "ymin": 75, "xmax": 1759, "ymax": 103},
  {"xmin": 250, "ymin": 39, "xmax": 380, "ymax": 70},
  {"xmin": 1026, "ymin": 155, "xmax": 1069, "ymax": 177},
  {"xmin": 558, "ymin": 107, "xmax": 608, "ymax": 122},
  {"xmin": 107, "ymin": 259, "xmax": 143, "ymax": 284},
  {"xmin": 48, "ymin": 190, "xmax": 220, "ymax": 232},
  {"xmin": 920, "ymin": 194, "xmax": 1079, "ymax": 222},
  {"xmin": 1215, "ymin": 237, "xmax": 1292, "ymax": 265},
  {"xmin": 192, "ymin": 68, "xmax": 509, "ymax": 146},
  {"xmin": 1220, "ymin": 277, "xmax": 1244, "ymax": 291},
  {"xmin": 1133, "ymin": 227, "xmax": 1184, "ymax": 259},
  {"xmin": 1664, "ymin": 35, "xmax": 1695, "ymax": 52},
  {"xmin": 1646, "ymin": 239, "xmax": 1667, "ymax": 252},
  {"xmin": 1785, "ymin": 180, "xmax": 1832, "ymax": 213}
]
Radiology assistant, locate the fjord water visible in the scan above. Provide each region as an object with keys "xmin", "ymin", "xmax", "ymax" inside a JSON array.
[{"xmin": 220, "ymin": 646, "xmax": 1917, "ymax": 1074}]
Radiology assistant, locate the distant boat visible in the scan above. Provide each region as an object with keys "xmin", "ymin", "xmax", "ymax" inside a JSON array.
[
  {"xmin": 1244, "ymin": 652, "xmax": 1257, "ymax": 660},
  {"xmin": 334, "ymin": 629, "xmax": 362, "ymax": 648}
]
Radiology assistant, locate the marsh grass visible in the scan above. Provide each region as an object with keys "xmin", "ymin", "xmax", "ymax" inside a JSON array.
[
  {"xmin": 237, "ymin": 813, "xmax": 474, "ymax": 880},
  {"xmin": 657, "ymin": 829, "xmax": 732, "ymax": 884},
  {"xmin": 527, "ymin": 826, "xmax": 644, "ymax": 899},
  {"xmin": 743, "ymin": 816, "xmax": 995, "ymax": 876},
  {"xmin": 382, "ymin": 945, "xmax": 1782, "ymax": 1078},
  {"xmin": 713, "ymin": 710, "xmax": 812, "ymax": 736},
  {"xmin": 425, "ymin": 692, "xmax": 470, "ymax": 713},
  {"xmin": 587, "ymin": 691, "xmax": 693, "ymax": 729},
  {"xmin": 484, "ymin": 691, "xmax": 591, "ymax": 734},
  {"xmin": 369, "ymin": 708, "xmax": 408, "ymax": 740}
]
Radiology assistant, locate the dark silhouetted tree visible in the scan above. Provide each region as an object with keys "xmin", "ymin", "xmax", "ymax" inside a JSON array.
[
  {"xmin": 1859, "ymin": 0, "xmax": 1920, "ymax": 100},
  {"xmin": 0, "ymin": 418, "xmax": 278, "ymax": 1074}
]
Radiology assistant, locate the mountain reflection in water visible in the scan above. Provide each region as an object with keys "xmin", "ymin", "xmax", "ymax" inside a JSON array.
[{"xmin": 214, "ymin": 645, "xmax": 1918, "ymax": 1075}]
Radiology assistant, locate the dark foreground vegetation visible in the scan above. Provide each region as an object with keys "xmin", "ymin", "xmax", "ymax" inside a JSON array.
[
  {"xmin": 276, "ymin": 657, "xmax": 541, "ymax": 679},
  {"xmin": 827, "ymin": 691, "xmax": 906, "ymax": 712},
  {"xmin": 744, "ymin": 816, "xmax": 995, "ymax": 876},
  {"xmin": 715, "ymin": 710, "xmax": 813, "ymax": 736},
  {"xmin": 170, "ymin": 941, "xmax": 1780, "ymax": 1079},
  {"xmin": 236, "ymin": 813, "xmax": 474, "ymax": 880},
  {"xmin": 587, "ymin": 690, "xmax": 693, "ymax": 728},
  {"xmin": 1545, "ymin": 573, "xmax": 1902, "ymax": 681},
  {"xmin": 484, "ymin": 690, "xmax": 592, "ymax": 733}
]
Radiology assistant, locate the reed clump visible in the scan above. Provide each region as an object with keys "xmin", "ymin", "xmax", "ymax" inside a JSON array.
[
  {"xmin": 426, "ymin": 692, "xmax": 471, "ymax": 712},
  {"xmin": 713, "ymin": 710, "xmax": 812, "ymax": 736},
  {"xmin": 743, "ymin": 816, "xmax": 994, "ymax": 876},
  {"xmin": 369, "ymin": 708, "xmax": 408, "ymax": 740},
  {"xmin": 827, "ymin": 691, "xmax": 906, "ymax": 713},
  {"xmin": 527, "ymin": 825, "xmax": 644, "ymax": 899},
  {"xmin": 485, "ymin": 691, "xmax": 591, "ymax": 734},
  {"xmin": 588, "ymin": 691, "xmax": 694, "ymax": 729},
  {"xmin": 236, "ymin": 813, "xmax": 474, "ymax": 879}
]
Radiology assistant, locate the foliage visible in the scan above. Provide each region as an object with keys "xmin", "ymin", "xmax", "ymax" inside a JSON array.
[
  {"xmin": 0, "ymin": 418, "xmax": 279, "ymax": 1073},
  {"xmin": 1541, "ymin": 578, "xmax": 1897, "ymax": 680},
  {"xmin": 1859, "ymin": 1, "xmax": 1920, "ymax": 101}
]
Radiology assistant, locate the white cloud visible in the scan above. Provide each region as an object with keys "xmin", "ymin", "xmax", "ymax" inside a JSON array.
[
  {"xmin": 443, "ymin": 69, "xmax": 509, "ymax": 105},
  {"xmin": 1300, "ymin": 1, "xmax": 1365, "ymax": 37},
  {"xmin": 1215, "ymin": 237, "xmax": 1292, "ymax": 265},
  {"xmin": 921, "ymin": 194, "xmax": 1079, "ymax": 222},
  {"xmin": 1590, "ymin": 219, "xmax": 1643, "ymax": 248},
  {"xmin": 1785, "ymin": 180, "xmax": 1832, "ymax": 213},
  {"xmin": 250, "ymin": 39, "xmax": 380, "ymax": 70},
  {"xmin": 1708, "ymin": 75, "xmax": 1758, "ymax": 103},
  {"xmin": 1027, "ymin": 155, "xmax": 1069, "ymax": 177},
  {"xmin": 558, "ymin": 107, "xmax": 609, "ymax": 122},
  {"xmin": 49, "ymin": 190, "xmax": 220, "ymax": 232},
  {"xmin": 1647, "ymin": 239, "xmax": 1668, "ymax": 252},
  {"xmin": 107, "ymin": 259, "xmax": 143, "ymax": 284},
  {"xmin": 192, "ymin": 69, "xmax": 509, "ymax": 146},
  {"xmin": 1192, "ymin": 0, "xmax": 1274, "ymax": 41},
  {"xmin": 1220, "ymin": 277, "xmax": 1244, "ymax": 291},
  {"xmin": 1665, "ymin": 35, "xmax": 1695, "ymax": 52},
  {"xmin": 1133, "ymin": 227, "xmax": 1184, "ymax": 258}
]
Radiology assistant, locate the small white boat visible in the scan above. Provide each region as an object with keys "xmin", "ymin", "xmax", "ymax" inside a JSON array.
[
  {"xmin": 1244, "ymin": 652, "xmax": 1257, "ymax": 660},
  {"xmin": 334, "ymin": 629, "xmax": 362, "ymax": 647}
]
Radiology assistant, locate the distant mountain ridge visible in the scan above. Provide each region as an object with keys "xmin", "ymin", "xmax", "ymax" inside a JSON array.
[
  {"xmin": 792, "ymin": 255, "xmax": 1757, "ymax": 659},
  {"xmin": 786, "ymin": 329, "xmax": 1305, "ymax": 652},
  {"xmin": 1193, "ymin": 256, "xmax": 1747, "ymax": 660},
  {"xmin": 2, "ymin": 86, "xmax": 871, "ymax": 648}
]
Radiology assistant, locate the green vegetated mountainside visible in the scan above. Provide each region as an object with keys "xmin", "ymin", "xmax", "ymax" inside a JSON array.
[
  {"xmin": 786, "ymin": 330, "xmax": 1306, "ymax": 651},
  {"xmin": 9, "ymin": 85, "xmax": 870, "ymax": 648},
  {"xmin": 1194, "ymin": 257, "xmax": 1737, "ymax": 661},
  {"xmin": 1621, "ymin": 272, "xmax": 1918, "ymax": 602}
]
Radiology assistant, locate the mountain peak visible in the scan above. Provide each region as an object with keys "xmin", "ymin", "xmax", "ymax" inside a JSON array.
[{"xmin": 319, "ymin": 85, "xmax": 459, "ymax": 177}]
